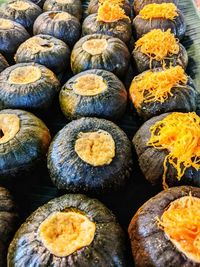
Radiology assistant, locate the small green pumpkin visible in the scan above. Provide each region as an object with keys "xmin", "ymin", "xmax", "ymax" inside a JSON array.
[
  {"xmin": 71, "ymin": 34, "xmax": 130, "ymax": 78},
  {"xmin": 0, "ymin": 109, "xmax": 51, "ymax": 179},
  {"xmin": 0, "ymin": 187, "xmax": 18, "ymax": 267},
  {"xmin": 8, "ymin": 194, "xmax": 128, "ymax": 267},
  {"xmin": 128, "ymin": 186, "xmax": 200, "ymax": 267},
  {"xmin": 33, "ymin": 11, "xmax": 81, "ymax": 47},
  {"xmin": 0, "ymin": 63, "xmax": 60, "ymax": 111},
  {"xmin": 0, "ymin": 18, "xmax": 30, "ymax": 63},
  {"xmin": 15, "ymin": 34, "xmax": 70, "ymax": 74},
  {"xmin": 0, "ymin": 53, "xmax": 9, "ymax": 73},
  {"xmin": 47, "ymin": 117, "xmax": 133, "ymax": 193},
  {"xmin": 0, "ymin": 0, "xmax": 42, "ymax": 33},
  {"xmin": 59, "ymin": 69, "xmax": 127, "ymax": 121},
  {"xmin": 43, "ymin": 0, "xmax": 82, "ymax": 20}
]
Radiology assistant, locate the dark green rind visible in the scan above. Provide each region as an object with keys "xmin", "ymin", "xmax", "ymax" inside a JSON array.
[
  {"xmin": 0, "ymin": 53, "xmax": 9, "ymax": 73},
  {"xmin": 47, "ymin": 117, "xmax": 133, "ymax": 193},
  {"xmin": 8, "ymin": 194, "xmax": 128, "ymax": 267}
]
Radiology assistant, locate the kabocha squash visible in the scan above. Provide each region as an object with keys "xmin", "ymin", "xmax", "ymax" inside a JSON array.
[
  {"xmin": 128, "ymin": 186, "xmax": 200, "ymax": 267},
  {"xmin": 129, "ymin": 66, "xmax": 197, "ymax": 120},
  {"xmin": 47, "ymin": 117, "xmax": 133, "ymax": 193},
  {"xmin": 0, "ymin": 109, "xmax": 51, "ymax": 178},
  {"xmin": 133, "ymin": 3, "xmax": 186, "ymax": 40},
  {"xmin": 133, "ymin": 0, "xmax": 178, "ymax": 15},
  {"xmin": 82, "ymin": 1, "xmax": 132, "ymax": 44},
  {"xmin": 0, "ymin": 187, "xmax": 18, "ymax": 267},
  {"xmin": 71, "ymin": 34, "xmax": 130, "ymax": 78},
  {"xmin": 15, "ymin": 34, "xmax": 70, "ymax": 74},
  {"xmin": 88, "ymin": 0, "xmax": 131, "ymax": 18},
  {"xmin": 29, "ymin": 0, "xmax": 45, "ymax": 7},
  {"xmin": 133, "ymin": 29, "xmax": 188, "ymax": 73},
  {"xmin": 0, "ymin": 0, "xmax": 42, "ymax": 33},
  {"xmin": 43, "ymin": 0, "xmax": 82, "ymax": 20},
  {"xmin": 133, "ymin": 112, "xmax": 200, "ymax": 189},
  {"xmin": 59, "ymin": 69, "xmax": 127, "ymax": 121},
  {"xmin": 33, "ymin": 11, "xmax": 81, "ymax": 47},
  {"xmin": 0, "ymin": 63, "xmax": 60, "ymax": 111},
  {"xmin": 8, "ymin": 194, "xmax": 128, "ymax": 267},
  {"xmin": 0, "ymin": 18, "xmax": 30, "ymax": 63},
  {"xmin": 0, "ymin": 53, "xmax": 9, "ymax": 73}
]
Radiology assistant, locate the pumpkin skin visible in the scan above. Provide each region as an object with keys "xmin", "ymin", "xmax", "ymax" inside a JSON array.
[
  {"xmin": 28, "ymin": 0, "xmax": 45, "ymax": 8},
  {"xmin": 88, "ymin": 0, "xmax": 131, "ymax": 17},
  {"xmin": 0, "ymin": 187, "xmax": 18, "ymax": 267},
  {"xmin": 82, "ymin": 13, "xmax": 132, "ymax": 44},
  {"xmin": 133, "ymin": 43, "xmax": 188, "ymax": 73},
  {"xmin": 0, "ymin": 53, "xmax": 9, "ymax": 73},
  {"xmin": 0, "ymin": 109, "xmax": 51, "ymax": 178},
  {"xmin": 33, "ymin": 11, "xmax": 81, "ymax": 47},
  {"xmin": 0, "ymin": 18, "xmax": 30, "ymax": 63},
  {"xmin": 71, "ymin": 34, "xmax": 130, "ymax": 78},
  {"xmin": 0, "ymin": 0, "xmax": 42, "ymax": 33},
  {"xmin": 133, "ymin": 9, "xmax": 186, "ymax": 40},
  {"xmin": 43, "ymin": 0, "xmax": 82, "ymax": 20},
  {"xmin": 129, "ymin": 70, "xmax": 197, "ymax": 121},
  {"xmin": 133, "ymin": 0, "xmax": 179, "ymax": 15},
  {"xmin": 59, "ymin": 69, "xmax": 127, "ymax": 121},
  {"xmin": 15, "ymin": 34, "xmax": 70, "ymax": 74},
  {"xmin": 47, "ymin": 117, "xmax": 133, "ymax": 193},
  {"xmin": 132, "ymin": 112, "xmax": 200, "ymax": 187},
  {"xmin": 128, "ymin": 186, "xmax": 200, "ymax": 267},
  {"xmin": 0, "ymin": 63, "xmax": 60, "ymax": 111},
  {"xmin": 8, "ymin": 194, "xmax": 128, "ymax": 267}
]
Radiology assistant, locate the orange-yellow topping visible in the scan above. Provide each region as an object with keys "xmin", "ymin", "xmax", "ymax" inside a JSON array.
[
  {"xmin": 157, "ymin": 195, "xmax": 200, "ymax": 263},
  {"xmin": 147, "ymin": 112, "xmax": 200, "ymax": 189},
  {"xmin": 135, "ymin": 29, "xmax": 179, "ymax": 61},
  {"xmin": 97, "ymin": 0, "xmax": 130, "ymax": 22},
  {"xmin": 139, "ymin": 3, "xmax": 178, "ymax": 20},
  {"xmin": 129, "ymin": 66, "xmax": 188, "ymax": 108}
]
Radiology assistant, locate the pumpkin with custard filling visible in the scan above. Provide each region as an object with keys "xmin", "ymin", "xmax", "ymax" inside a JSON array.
[
  {"xmin": 8, "ymin": 194, "xmax": 128, "ymax": 266},
  {"xmin": 128, "ymin": 186, "xmax": 200, "ymax": 267}
]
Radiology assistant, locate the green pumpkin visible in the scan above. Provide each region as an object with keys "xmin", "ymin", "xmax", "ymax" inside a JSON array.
[
  {"xmin": 0, "ymin": 109, "xmax": 51, "ymax": 179},
  {"xmin": 82, "ymin": 13, "xmax": 132, "ymax": 44},
  {"xmin": 71, "ymin": 34, "xmax": 130, "ymax": 78},
  {"xmin": 8, "ymin": 194, "xmax": 128, "ymax": 267},
  {"xmin": 0, "ymin": 63, "xmax": 60, "ymax": 111},
  {"xmin": 128, "ymin": 186, "xmax": 200, "ymax": 267},
  {"xmin": 59, "ymin": 69, "xmax": 127, "ymax": 121},
  {"xmin": 0, "ymin": 0, "xmax": 42, "ymax": 33},
  {"xmin": 0, "ymin": 18, "xmax": 30, "ymax": 63},
  {"xmin": 33, "ymin": 11, "xmax": 81, "ymax": 47},
  {"xmin": 47, "ymin": 117, "xmax": 133, "ymax": 193},
  {"xmin": 15, "ymin": 34, "xmax": 70, "ymax": 74},
  {"xmin": 43, "ymin": 0, "xmax": 82, "ymax": 20},
  {"xmin": 0, "ymin": 53, "xmax": 9, "ymax": 73},
  {"xmin": 0, "ymin": 187, "xmax": 18, "ymax": 267}
]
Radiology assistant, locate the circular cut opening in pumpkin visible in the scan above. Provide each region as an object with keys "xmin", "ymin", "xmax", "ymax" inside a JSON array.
[
  {"xmin": 22, "ymin": 37, "xmax": 54, "ymax": 54},
  {"xmin": 0, "ymin": 114, "xmax": 20, "ymax": 144},
  {"xmin": 9, "ymin": 1, "xmax": 30, "ymax": 11},
  {"xmin": 38, "ymin": 211, "xmax": 96, "ymax": 257},
  {"xmin": 0, "ymin": 19, "xmax": 14, "ymax": 30},
  {"xmin": 73, "ymin": 74, "xmax": 107, "ymax": 96},
  {"xmin": 157, "ymin": 196, "xmax": 200, "ymax": 263},
  {"xmin": 75, "ymin": 130, "xmax": 115, "ymax": 166},
  {"xmin": 49, "ymin": 12, "xmax": 71, "ymax": 20},
  {"xmin": 56, "ymin": 0, "xmax": 74, "ymax": 4},
  {"xmin": 82, "ymin": 39, "xmax": 108, "ymax": 56},
  {"xmin": 9, "ymin": 66, "xmax": 42, "ymax": 85}
]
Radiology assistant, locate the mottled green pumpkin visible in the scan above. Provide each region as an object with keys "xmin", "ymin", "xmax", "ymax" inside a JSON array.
[
  {"xmin": 43, "ymin": 0, "xmax": 82, "ymax": 20},
  {"xmin": 71, "ymin": 34, "xmax": 130, "ymax": 78},
  {"xmin": 0, "ymin": 53, "xmax": 9, "ymax": 73},
  {"xmin": 0, "ymin": 63, "xmax": 60, "ymax": 111},
  {"xmin": 47, "ymin": 117, "xmax": 133, "ymax": 193},
  {"xmin": 0, "ymin": 109, "xmax": 51, "ymax": 179},
  {"xmin": 15, "ymin": 34, "xmax": 70, "ymax": 74},
  {"xmin": 8, "ymin": 194, "xmax": 128, "ymax": 267},
  {"xmin": 0, "ymin": 0, "xmax": 42, "ymax": 33},
  {"xmin": 128, "ymin": 186, "xmax": 200, "ymax": 267},
  {"xmin": 33, "ymin": 11, "xmax": 81, "ymax": 47},
  {"xmin": 59, "ymin": 69, "xmax": 127, "ymax": 121}
]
